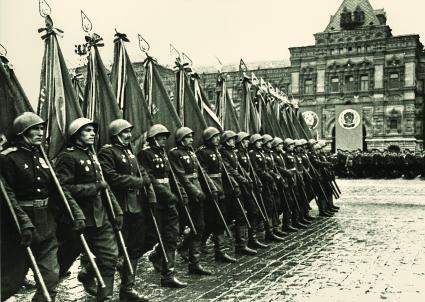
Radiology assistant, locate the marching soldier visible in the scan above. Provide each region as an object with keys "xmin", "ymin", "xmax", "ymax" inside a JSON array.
[
  {"xmin": 271, "ymin": 137, "xmax": 299, "ymax": 233},
  {"xmin": 249, "ymin": 134, "xmax": 284, "ymax": 242},
  {"xmin": 0, "ymin": 112, "xmax": 83, "ymax": 301},
  {"xmin": 219, "ymin": 130, "xmax": 257, "ymax": 256},
  {"xmin": 137, "ymin": 124, "xmax": 188, "ymax": 287},
  {"xmin": 168, "ymin": 126, "xmax": 214, "ymax": 274},
  {"xmin": 195, "ymin": 127, "xmax": 237, "ymax": 263},
  {"xmin": 282, "ymin": 138, "xmax": 309, "ymax": 229},
  {"xmin": 235, "ymin": 132, "xmax": 269, "ymax": 249},
  {"xmin": 55, "ymin": 118, "xmax": 123, "ymax": 301},
  {"xmin": 261, "ymin": 134, "xmax": 288, "ymax": 237},
  {"xmin": 97, "ymin": 119, "xmax": 154, "ymax": 301}
]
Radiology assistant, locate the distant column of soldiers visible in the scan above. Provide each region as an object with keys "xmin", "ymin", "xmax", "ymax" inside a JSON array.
[
  {"xmin": 332, "ymin": 149, "xmax": 425, "ymax": 179},
  {"xmin": 0, "ymin": 113, "xmax": 341, "ymax": 302}
]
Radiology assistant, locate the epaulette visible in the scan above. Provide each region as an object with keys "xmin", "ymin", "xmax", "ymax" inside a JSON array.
[
  {"xmin": 142, "ymin": 145, "xmax": 151, "ymax": 150},
  {"xmin": 66, "ymin": 147, "xmax": 76, "ymax": 151},
  {"xmin": 0, "ymin": 147, "xmax": 17, "ymax": 155},
  {"xmin": 103, "ymin": 144, "xmax": 113, "ymax": 149},
  {"xmin": 169, "ymin": 147, "xmax": 177, "ymax": 151}
]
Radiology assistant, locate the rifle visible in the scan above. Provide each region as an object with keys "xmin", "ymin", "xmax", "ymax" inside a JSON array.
[
  {"xmin": 218, "ymin": 151, "xmax": 251, "ymax": 229},
  {"xmin": 39, "ymin": 146, "xmax": 105, "ymax": 288},
  {"xmin": 133, "ymin": 156, "xmax": 168, "ymax": 264},
  {"xmin": 235, "ymin": 159, "xmax": 267, "ymax": 223},
  {"xmin": 0, "ymin": 179, "xmax": 52, "ymax": 302},
  {"xmin": 191, "ymin": 148, "xmax": 231, "ymax": 237},
  {"xmin": 90, "ymin": 147, "xmax": 133, "ymax": 275}
]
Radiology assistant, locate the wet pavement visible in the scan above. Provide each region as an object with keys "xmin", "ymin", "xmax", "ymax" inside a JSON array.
[{"xmin": 9, "ymin": 178, "xmax": 425, "ymax": 302}]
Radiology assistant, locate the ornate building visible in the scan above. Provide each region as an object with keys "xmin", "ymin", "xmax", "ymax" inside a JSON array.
[{"xmin": 199, "ymin": 0, "xmax": 425, "ymax": 152}]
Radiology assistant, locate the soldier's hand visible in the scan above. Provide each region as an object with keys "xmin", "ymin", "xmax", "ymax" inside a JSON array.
[
  {"xmin": 233, "ymin": 187, "xmax": 242, "ymax": 197},
  {"xmin": 20, "ymin": 228, "xmax": 34, "ymax": 247},
  {"xmin": 142, "ymin": 176, "xmax": 152, "ymax": 188},
  {"xmin": 73, "ymin": 219, "xmax": 86, "ymax": 233},
  {"xmin": 96, "ymin": 181, "xmax": 108, "ymax": 191},
  {"xmin": 211, "ymin": 190, "xmax": 219, "ymax": 200},
  {"xmin": 114, "ymin": 215, "xmax": 124, "ymax": 231},
  {"xmin": 195, "ymin": 190, "xmax": 206, "ymax": 202},
  {"xmin": 182, "ymin": 197, "xmax": 189, "ymax": 206}
]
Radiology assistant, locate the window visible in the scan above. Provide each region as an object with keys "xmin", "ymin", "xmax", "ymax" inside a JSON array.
[
  {"xmin": 360, "ymin": 75, "xmax": 369, "ymax": 91},
  {"xmin": 345, "ymin": 75, "xmax": 355, "ymax": 92},
  {"xmin": 389, "ymin": 72, "xmax": 400, "ymax": 89},
  {"xmin": 390, "ymin": 119, "xmax": 398, "ymax": 131},
  {"xmin": 330, "ymin": 77, "xmax": 340, "ymax": 92},
  {"xmin": 207, "ymin": 90, "xmax": 214, "ymax": 101},
  {"xmin": 304, "ymin": 79, "xmax": 313, "ymax": 94}
]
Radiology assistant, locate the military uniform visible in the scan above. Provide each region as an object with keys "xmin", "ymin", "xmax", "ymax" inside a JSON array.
[
  {"xmin": 138, "ymin": 144, "xmax": 186, "ymax": 284},
  {"xmin": 98, "ymin": 142, "xmax": 155, "ymax": 299},
  {"xmin": 55, "ymin": 144, "xmax": 122, "ymax": 301},
  {"xmin": 0, "ymin": 143, "xmax": 82, "ymax": 301}
]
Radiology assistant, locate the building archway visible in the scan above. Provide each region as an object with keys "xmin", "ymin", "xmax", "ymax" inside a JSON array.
[{"xmin": 388, "ymin": 145, "xmax": 401, "ymax": 153}]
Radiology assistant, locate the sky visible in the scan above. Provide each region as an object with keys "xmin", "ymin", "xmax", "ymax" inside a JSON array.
[{"xmin": 1, "ymin": 0, "xmax": 425, "ymax": 108}]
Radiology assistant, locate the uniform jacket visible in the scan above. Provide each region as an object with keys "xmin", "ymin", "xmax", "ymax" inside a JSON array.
[
  {"xmin": 219, "ymin": 145, "xmax": 244, "ymax": 194},
  {"xmin": 55, "ymin": 144, "xmax": 122, "ymax": 228},
  {"xmin": 98, "ymin": 143, "xmax": 156, "ymax": 213},
  {"xmin": 248, "ymin": 148, "xmax": 274, "ymax": 184},
  {"xmin": 196, "ymin": 145, "xmax": 225, "ymax": 199}
]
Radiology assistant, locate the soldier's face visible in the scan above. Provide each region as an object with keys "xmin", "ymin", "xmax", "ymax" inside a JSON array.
[
  {"xmin": 226, "ymin": 138, "xmax": 236, "ymax": 148},
  {"xmin": 211, "ymin": 135, "xmax": 220, "ymax": 146},
  {"xmin": 155, "ymin": 134, "xmax": 168, "ymax": 147},
  {"xmin": 288, "ymin": 144, "xmax": 294, "ymax": 152},
  {"xmin": 77, "ymin": 125, "xmax": 96, "ymax": 146},
  {"xmin": 23, "ymin": 124, "xmax": 44, "ymax": 146},
  {"xmin": 254, "ymin": 141, "xmax": 262, "ymax": 149},
  {"xmin": 241, "ymin": 138, "xmax": 249, "ymax": 149},
  {"xmin": 265, "ymin": 141, "xmax": 272, "ymax": 149},
  {"xmin": 117, "ymin": 128, "xmax": 132, "ymax": 146},
  {"xmin": 182, "ymin": 134, "xmax": 193, "ymax": 147},
  {"xmin": 277, "ymin": 144, "xmax": 284, "ymax": 151}
]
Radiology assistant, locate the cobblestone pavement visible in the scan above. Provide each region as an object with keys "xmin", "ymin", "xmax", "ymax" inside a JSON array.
[{"xmin": 9, "ymin": 178, "xmax": 425, "ymax": 302}]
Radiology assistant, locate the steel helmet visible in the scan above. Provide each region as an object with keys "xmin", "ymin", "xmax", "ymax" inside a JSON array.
[
  {"xmin": 221, "ymin": 130, "xmax": 238, "ymax": 143},
  {"xmin": 283, "ymin": 138, "xmax": 295, "ymax": 147},
  {"xmin": 109, "ymin": 119, "xmax": 133, "ymax": 136},
  {"xmin": 203, "ymin": 127, "xmax": 220, "ymax": 141},
  {"xmin": 68, "ymin": 118, "xmax": 97, "ymax": 137},
  {"xmin": 13, "ymin": 112, "xmax": 46, "ymax": 136},
  {"xmin": 308, "ymin": 139, "xmax": 317, "ymax": 146},
  {"xmin": 299, "ymin": 139, "xmax": 308, "ymax": 146},
  {"xmin": 249, "ymin": 134, "xmax": 263, "ymax": 145},
  {"xmin": 147, "ymin": 124, "xmax": 170, "ymax": 139},
  {"xmin": 262, "ymin": 134, "xmax": 273, "ymax": 144},
  {"xmin": 236, "ymin": 132, "xmax": 250, "ymax": 143},
  {"xmin": 294, "ymin": 139, "xmax": 304, "ymax": 147},
  {"xmin": 175, "ymin": 127, "xmax": 194, "ymax": 143},
  {"xmin": 271, "ymin": 137, "xmax": 284, "ymax": 147}
]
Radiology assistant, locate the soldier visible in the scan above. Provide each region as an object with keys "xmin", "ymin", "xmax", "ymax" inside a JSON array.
[
  {"xmin": 282, "ymin": 138, "xmax": 309, "ymax": 229},
  {"xmin": 219, "ymin": 130, "xmax": 257, "ymax": 256},
  {"xmin": 0, "ymin": 112, "xmax": 83, "ymax": 301},
  {"xmin": 97, "ymin": 119, "xmax": 154, "ymax": 301},
  {"xmin": 168, "ymin": 126, "xmax": 215, "ymax": 274},
  {"xmin": 235, "ymin": 132, "xmax": 269, "ymax": 249},
  {"xmin": 55, "ymin": 118, "xmax": 123, "ymax": 301},
  {"xmin": 271, "ymin": 137, "xmax": 299, "ymax": 232},
  {"xmin": 196, "ymin": 127, "xmax": 237, "ymax": 263},
  {"xmin": 249, "ymin": 134, "xmax": 284, "ymax": 242},
  {"xmin": 137, "ymin": 124, "xmax": 188, "ymax": 287}
]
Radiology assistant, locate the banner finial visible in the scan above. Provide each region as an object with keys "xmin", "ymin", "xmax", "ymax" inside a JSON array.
[
  {"xmin": 80, "ymin": 10, "xmax": 92, "ymax": 33},
  {"xmin": 39, "ymin": 0, "xmax": 51, "ymax": 18}
]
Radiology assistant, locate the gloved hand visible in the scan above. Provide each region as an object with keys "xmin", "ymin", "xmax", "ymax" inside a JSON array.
[
  {"xmin": 96, "ymin": 181, "xmax": 108, "ymax": 191},
  {"xmin": 195, "ymin": 190, "xmax": 206, "ymax": 202},
  {"xmin": 114, "ymin": 215, "xmax": 123, "ymax": 231},
  {"xmin": 181, "ymin": 197, "xmax": 189, "ymax": 206},
  {"xmin": 20, "ymin": 228, "xmax": 34, "ymax": 247},
  {"xmin": 168, "ymin": 192, "xmax": 178, "ymax": 204},
  {"xmin": 73, "ymin": 219, "xmax": 86, "ymax": 233},
  {"xmin": 233, "ymin": 187, "xmax": 242, "ymax": 197},
  {"xmin": 210, "ymin": 190, "xmax": 218, "ymax": 200},
  {"xmin": 142, "ymin": 176, "xmax": 152, "ymax": 188}
]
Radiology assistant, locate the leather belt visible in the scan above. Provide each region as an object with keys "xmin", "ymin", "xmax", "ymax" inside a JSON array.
[
  {"xmin": 208, "ymin": 173, "xmax": 222, "ymax": 178},
  {"xmin": 156, "ymin": 178, "xmax": 169, "ymax": 184},
  {"xmin": 185, "ymin": 173, "xmax": 198, "ymax": 179},
  {"xmin": 19, "ymin": 198, "xmax": 49, "ymax": 208}
]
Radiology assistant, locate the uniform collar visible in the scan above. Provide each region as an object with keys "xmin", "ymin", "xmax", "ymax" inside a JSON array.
[{"xmin": 72, "ymin": 143, "xmax": 89, "ymax": 151}]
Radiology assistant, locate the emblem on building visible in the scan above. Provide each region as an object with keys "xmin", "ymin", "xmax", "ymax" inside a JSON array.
[
  {"xmin": 302, "ymin": 111, "xmax": 319, "ymax": 129},
  {"xmin": 338, "ymin": 109, "xmax": 360, "ymax": 129}
]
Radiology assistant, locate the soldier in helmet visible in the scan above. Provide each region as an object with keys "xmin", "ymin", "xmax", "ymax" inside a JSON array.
[
  {"xmin": 271, "ymin": 137, "xmax": 299, "ymax": 233},
  {"xmin": 168, "ymin": 126, "xmax": 214, "ymax": 275},
  {"xmin": 137, "ymin": 124, "xmax": 188, "ymax": 287},
  {"xmin": 0, "ymin": 112, "xmax": 84, "ymax": 301},
  {"xmin": 96, "ymin": 119, "xmax": 154, "ymax": 301},
  {"xmin": 196, "ymin": 127, "xmax": 237, "ymax": 263},
  {"xmin": 248, "ymin": 134, "xmax": 285, "ymax": 242},
  {"xmin": 219, "ymin": 130, "xmax": 257, "ymax": 256},
  {"xmin": 235, "ymin": 132, "xmax": 269, "ymax": 249},
  {"xmin": 261, "ymin": 134, "xmax": 287, "ymax": 237},
  {"xmin": 55, "ymin": 117, "xmax": 123, "ymax": 301}
]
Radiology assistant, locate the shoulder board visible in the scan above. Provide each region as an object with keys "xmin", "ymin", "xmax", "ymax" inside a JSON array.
[
  {"xmin": 66, "ymin": 147, "xmax": 76, "ymax": 151},
  {"xmin": 103, "ymin": 144, "xmax": 113, "ymax": 149},
  {"xmin": 0, "ymin": 147, "xmax": 18, "ymax": 155},
  {"xmin": 169, "ymin": 147, "xmax": 177, "ymax": 151},
  {"xmin": 142, "ymin": 146, "xmax": 151, "ymax": 150}
]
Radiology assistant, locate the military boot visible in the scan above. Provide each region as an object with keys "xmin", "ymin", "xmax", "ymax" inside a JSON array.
[
  {"xmin": 148, "ymin": 249, "xmax": 161, "ymax": 272},
  {"xmin": 273, "ymin": 227, "xmax": 287, "ymax": 238},
  {"xmin": 188, "ymin": 238, "xmax": 212, "ymax": 275},
  {"xmin": 161, "ymin": 251, "xmax": 187, "ymax": 288},
  {"xmin": 264, "ymin": 226, "xmax": 285, "ymax": 242},
  {"xmin": 120, "ymin": 258, "xmax": 149, "ymax": 302},
  {"xmin": 235, "ymin": 225, "xmax": 257, "ymax": 256},
  {"xmin": 282, "ymin": 225, "xmax": 299, "ymax": 233},
  {"xmin": 247, "ymin": 227, "xmax": 269, "ymax": 249},
  {"xmin": 214, "ymin": 234, "xmax": 237, "ymax": 263},
  {"xmin": 77, "ymin": 264, "xmax": 97, "ymax": 296},
  {"xmin": 97, "ymin": 275, "xmax": 114, "ymax": 302}
]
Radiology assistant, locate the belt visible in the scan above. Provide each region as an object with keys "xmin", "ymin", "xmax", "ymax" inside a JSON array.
[
  {"xmin": 185, "ymin": 173, "xmax": 198, "ymax": 179},
  {"xmin": 156, "ymin": 178, "xmax": 169, "ymax": 184},
  {"xmin": 19, "ymin": 198, "xmax": 49, "ymax": 208},
  {"xmin": 208, "ymin": 173, "xmax": 222, "ymax": 178}
]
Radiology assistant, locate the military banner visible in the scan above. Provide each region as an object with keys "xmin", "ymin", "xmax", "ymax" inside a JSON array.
[{"xmin": 335, "ymin": 105, "xmax": 363, "ymax": 151}]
